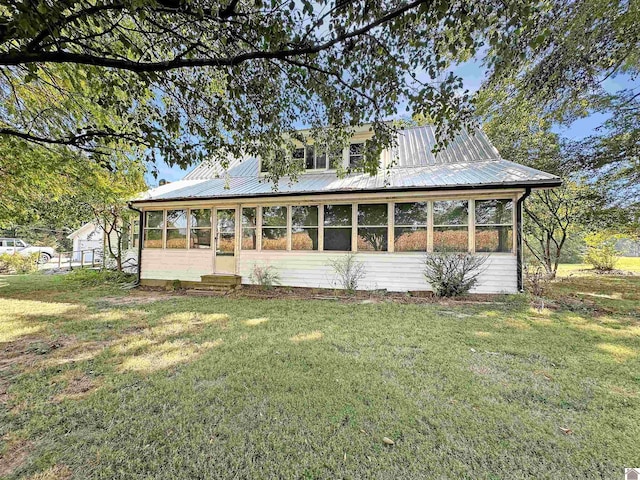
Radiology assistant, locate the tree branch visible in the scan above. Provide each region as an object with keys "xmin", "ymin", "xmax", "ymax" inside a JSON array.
[{"xmin": 0, "ymin": 0, "xmax": 429, "ymax": 71}]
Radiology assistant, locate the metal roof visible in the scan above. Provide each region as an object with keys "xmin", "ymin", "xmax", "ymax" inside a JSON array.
[{"xmin": 135, "ymin": 126, "xmax": 560, "ymax": 203}]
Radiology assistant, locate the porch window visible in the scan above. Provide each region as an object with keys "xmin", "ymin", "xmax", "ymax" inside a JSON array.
[
  {"xmin": 357, "ymin": 203, "xmax": 388, "ymax": 251},
  {"xmin": 394, "ymin": 202, "xmax": 428, "ymax": 252},
  {"xmin": 143, "ymin": 211, "xmax": 164, "ymax": 248},
  {"xmin": 262, "ymin": 206, "xmax": 287, "ymax": 250},
  {"xmin": 241, "ymin": 207, "xmax": 257, "ymax": 250},
  {"xmin": 475, "ymin": 199, "xmax": 513, "ymax": 253},
  {"xmin": 349, "ymin": 143, "xmax": 364, "ymax": 168},
  {"xmin": 189, "ymin": 209, "xmax": 212, "ymax": 249},
  {"xmin": 324, "ymin": 204, "xmax": 352, "ymax": 251},
  {"xmin": 166, "ymin": 209, "xmax": 187, "ymax": 249},
  {"xmin": 131, "ymin": 220, "xmax": 140, "ymax": 248},
  {"xmin": 433, "ymin": 200, "xmax": 468, "ymax": 252},
  {"xmin": 292, "ymin": 205, "xmax": 319, "ymax": 250}
]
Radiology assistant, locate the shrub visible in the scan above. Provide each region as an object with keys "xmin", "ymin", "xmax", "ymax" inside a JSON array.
[
  {"xmin": 0, "ymin": 253, "xmax": 40, "ymax": 274},
  {"xmin": 249, "ymin": 263, "xmax": 280, "ymax": 290},
  {"xmin": 524, "ymin": 264, "xmax": 548, "ymax": 298},
  {"xmin": 64, "ymin": 269, "xmax": 135, "ymax": 287},
  {"xmin": 328, "ymin": 254, "xmax": 366, "ymax": 294},
  {"xmin": 423, "ymin": 251, "xmax": 487, "ymax": 297},
  {"xmin": 583, "ymin": 232, "xmax": 619, "ymax": 271}
]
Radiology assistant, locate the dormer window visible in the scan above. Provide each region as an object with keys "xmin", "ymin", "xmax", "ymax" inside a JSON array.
[
  {"xmin": 349, "ymin": 143, "xmax": 364, "ymax": 168},
  {"xmin": 296, "ymin": 145, "xmax": 340, "ymax": 170},
  {"xmin": 295, "ymin": 146, "xmax": 326, "ymax": 170}
]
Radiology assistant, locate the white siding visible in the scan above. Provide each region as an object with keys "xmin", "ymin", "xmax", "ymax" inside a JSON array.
[
  {"xmin": 141, "ymin": 249, "xmax": 213, "ymax": 281},
  {"xmin": 238, "ymin": 251, "xmax": 517, "ymax": 294}
]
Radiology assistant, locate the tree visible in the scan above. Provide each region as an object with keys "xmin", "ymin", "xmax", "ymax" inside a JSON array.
[
  {"xmin": 523, "ymin": 183, "xmax": 604, "ymax": 278},
  {"xmin": 481, "ymin": 0, "xmax": 639, "ymax": 205},
  {"xmin": 476, "ymin": 90, "xmax": 615, "ymax": 278},
  {"xmin": 1, "ymin": 0, "xmax": 562, "ymax": 182},
  {"xmin": 80, "ymin": 160, "xmax": 146, "ymax": 271}
]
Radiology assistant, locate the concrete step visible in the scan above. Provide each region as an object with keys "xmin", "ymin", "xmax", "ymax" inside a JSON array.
[{"xmin": 200, "ymin": 274, "xmax": 242, "ymax": 286}]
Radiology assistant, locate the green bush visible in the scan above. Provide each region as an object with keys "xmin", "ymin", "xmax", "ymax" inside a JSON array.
[
  {"xmin": 64, "ymin": 269, "xmax": 136, "ymax": 287},
  {"xmin": 0, "ymin": 253, "xmax": 40, "ymax": 274},
  {"xmin": 423, "ymin": 251, "xmax": 488, "ymax": 297},
  {"xmin": 583, "ymin": 232, "xmax": 619, "ymax": 271}
]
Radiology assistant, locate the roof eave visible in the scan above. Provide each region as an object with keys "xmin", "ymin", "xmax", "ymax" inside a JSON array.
[{"xmin": 130, "ymin": 178, "xmax": 562, "ymax": 205}]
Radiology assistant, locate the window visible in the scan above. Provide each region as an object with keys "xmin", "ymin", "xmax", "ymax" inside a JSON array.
[
  {"xmin": 349, "ymin": 143, "xmax": 364, "ymax": 168},
  {"xmin": 433, "ymin": 200, "xmax": 468, "ymax": 252},
  {"xmin": 394, "ymin": 202, "xmax": 428, "ymax": 252},
  {"xmin": 292, "ymin": 205, "xmax": 318, "ymax": 250},
  {"xmin": 143, "ymin": 211, "xmax": 164, "ymax": 248},
  {"xmin": 475, "ymin": 199, "xmax": 513, "ymax": 253},
  {"xmin": 241, "ymin": 207, "xmax": 257, "ymax": 250},
  {"xmin": 190, "ymin": 209, "xmax": 212, "ymax": 249},
  {"xmin": 166, "ymin": 209, "xmax": 187, "ymax": 248},
  {"xmin": 262, "ymin": 206, "xmax": 287, "ymax": 250},
  {"xmin": 131, "ymin": 220, "xmax": 140, "ymax": 248},
  {"xmin": 296, "ymin": 144, "xmax": 342, "ymax": 170},
  {"xmin": 324, "ymin": 204, "xmax": 352, "ymax": 251},
  {"xmin": 293, "ymin": 148, "xmax": 305, "ymax": 169},
  {"xmin": 357, "ymin": 204, "xmax": 388, "ymax": 251},
  {"xmin": 5, "ymin": 240, "xmax": 14, "ymax": 247}
]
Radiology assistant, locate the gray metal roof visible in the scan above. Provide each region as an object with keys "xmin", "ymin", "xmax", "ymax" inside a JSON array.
[{"xmin": 135, "ymin": 126, "xmax": 560, "ymax": 203}]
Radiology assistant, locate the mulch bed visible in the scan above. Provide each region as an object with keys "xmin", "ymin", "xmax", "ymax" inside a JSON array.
[{"xmin": 137, "ymin": 284, "xmax": 508, "ymax": 305}]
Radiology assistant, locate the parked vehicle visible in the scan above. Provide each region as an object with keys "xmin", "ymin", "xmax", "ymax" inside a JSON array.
[{"xmin": 0, "ymin": 238, "xmax": 56, "ymax": 264}]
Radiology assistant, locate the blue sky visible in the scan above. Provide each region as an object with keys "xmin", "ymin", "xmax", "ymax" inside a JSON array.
[{"xmin": 146, "ymin": 60, "xmax": 639, "ymax": 187}]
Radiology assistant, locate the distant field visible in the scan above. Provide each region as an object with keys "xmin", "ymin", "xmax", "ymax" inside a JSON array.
[{"xmin": 557, "ymin": 257, "xmax": 640, "ymax": 276}]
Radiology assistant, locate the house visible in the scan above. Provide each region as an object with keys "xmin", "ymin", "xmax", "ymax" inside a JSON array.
[
  {"xmin": 129, "ymin": 125, "xmax": 561, "ymax": 293},
  {"xmin": 67, "ymin": 222, "xmax": 104, "ymax": 261}
]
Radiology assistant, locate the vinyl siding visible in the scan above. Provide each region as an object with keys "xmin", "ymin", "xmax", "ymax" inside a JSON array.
[
  {"xmin": 239, "ymin": 251, "xmax": 517, "ymax": 294},
  {"xmin": 141, "ymin": 249, "xmax": 213, "ymax": 281}
]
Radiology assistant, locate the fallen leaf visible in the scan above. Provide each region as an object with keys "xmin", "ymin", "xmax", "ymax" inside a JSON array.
[
  {"xmin": 382, "ymin": 437, "xmax": 394, "ymax": 445},
  {"xmin": 559, "ymin": 427, "xmax": 573, "ymax": 435}
]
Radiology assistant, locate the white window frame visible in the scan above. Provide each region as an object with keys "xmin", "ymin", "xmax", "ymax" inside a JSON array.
[
  {"xmin": 188, "ymin": 208, "xmax": 213, "ymax": 250},
  {"xmin": 142, "ymin": 210, "xmax": 165, "ymax": 249},
  {"xmin": 355, "ymin": 202, "xmax": 389, "ymax": 252}
]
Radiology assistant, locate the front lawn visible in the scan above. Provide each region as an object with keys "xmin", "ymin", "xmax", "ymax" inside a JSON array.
[{"xmin": 1, "ymin": 274, "xmax": 639, "ymax": 479}]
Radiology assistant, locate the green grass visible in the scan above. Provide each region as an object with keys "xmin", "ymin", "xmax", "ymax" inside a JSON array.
[
  {"xmin": 558, "ymin": 256, "xmax": 640, "ymax": 276},
  {"xmin": 1, "ymin": 273, "xmax": 639, "ymax": 479}
]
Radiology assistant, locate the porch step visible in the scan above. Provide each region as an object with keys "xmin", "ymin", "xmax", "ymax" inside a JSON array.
[{"xmin": 200, "ymin": 274, "xmax": 242, "ymax": 286}]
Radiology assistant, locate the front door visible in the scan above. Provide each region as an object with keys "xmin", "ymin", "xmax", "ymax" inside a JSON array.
[{"xmin": 215, "ymin": 208, "xmax": 236, "ymax": 274}]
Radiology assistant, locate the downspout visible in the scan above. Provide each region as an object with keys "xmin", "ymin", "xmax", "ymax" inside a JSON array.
[
  {"xmin": 516, "ymin": 188, "xmax": 532, "ymax": 292},
  {"xmin": 127, "ymin": 202, "xmax": 144, "ymax": 287}
]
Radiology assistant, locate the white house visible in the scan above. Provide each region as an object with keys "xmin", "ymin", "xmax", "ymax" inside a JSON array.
[
  {"xmin": 129, "ymin": 126, "xmax": 561, "ymax": 293},
  {"xmin": 67, "ymin": 222, "xmax": 104, "ymax": 261}
]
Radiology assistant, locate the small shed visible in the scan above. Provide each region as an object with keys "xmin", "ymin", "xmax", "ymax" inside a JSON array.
[{"xmin": 67, "ymin": 222, "xmax": 104, "ymax": 261}]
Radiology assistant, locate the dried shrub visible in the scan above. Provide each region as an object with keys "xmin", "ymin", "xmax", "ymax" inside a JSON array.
[
  {"xmin": 329, "ymin": 254, "xmax": 366, "ymax": 293},
  {"xmin": 524, "ymin": 264, "xmax": 548, "ymax": 298},
  {"xmin": 423, "ymin": 251, "xmax": 488, "ymax": 297},
  {"xmin": 249, "ymin": 263, "xmax": 280, "ymax": 289}
]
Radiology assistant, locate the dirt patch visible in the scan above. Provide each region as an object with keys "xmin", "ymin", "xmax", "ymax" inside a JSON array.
[
  {"xmin": 0, "ymin": 436, "xmax": 33, "ymax": 477},
  {"xmin": 26, "ymin": 464, "xmax": 73, "ymax": 480},
  {"xmin": 0, "ymin": 335, "xmax": 65, "ymax": 372},
  {"xmin": 51, "ymin": 371, "xmax": 101, "ymax": 403},
  {"xmin": 141, "ymin": 284, "xmax": 509, "ymax": 305},
  {"xmin": 100, "ymin": 291, "xmax": 180, "ymax": 306}
]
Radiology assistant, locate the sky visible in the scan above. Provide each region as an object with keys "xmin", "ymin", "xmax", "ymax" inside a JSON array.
[{"xmin": 146, "ymin": 60, "xmax": 639, "ymax": 187}]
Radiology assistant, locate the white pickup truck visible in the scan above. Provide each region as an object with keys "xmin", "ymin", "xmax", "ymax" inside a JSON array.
[{"xmin": 0, "ymin": 238, "xmax": 56, "ymax": 264}]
